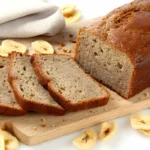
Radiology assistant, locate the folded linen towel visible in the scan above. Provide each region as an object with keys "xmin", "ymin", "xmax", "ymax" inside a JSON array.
[{"xmin": 0, "ymin": 0, "xmax": 66, "ymax": 38}]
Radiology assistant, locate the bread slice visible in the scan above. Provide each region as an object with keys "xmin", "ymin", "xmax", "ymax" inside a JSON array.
[
  {"xmin": 31, "ymin": 54, "xmax": 109, "ymax": 111},
  {"xmin": 8, "ymin": 53, "xmax": 65, "ymax": 115},
  {"xmin": 0, "ymin": 57, "xmax": 25, "ymax": 116}
]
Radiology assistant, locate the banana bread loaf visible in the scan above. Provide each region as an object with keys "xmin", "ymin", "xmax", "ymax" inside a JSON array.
[
  {"xmin": 32, "ymin": 54, "xmax": 109, "ymax": 111},
  {"xmin": 75, "ymin": 0, "xmax": 150, "ymax": 99}
]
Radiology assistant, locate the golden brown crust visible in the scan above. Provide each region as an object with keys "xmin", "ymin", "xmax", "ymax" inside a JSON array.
[
  {"xmin": 0, "ymin": 104, "xmax": 26, "ymax": 116},
  {"xmin": 84, "ymin": 0, "xmax": 150, "ymax": 66},
  {"xmin": 11, "ymin": 80, "xmax": 65, "ymax": 115},
  {"xmin": 75, "ymin": 0, "xmax": 150, "ymax": 99},
  {"xmin": 8, "ymin": 53, "xmax": 65, "ymax": 116},
  {"xmin": 31, "ymin": 54, "xmax": 109, "ymax": 111},
  {"xmin": 48, "ymin": 82, "xmax": 109, "ymax": 111}
]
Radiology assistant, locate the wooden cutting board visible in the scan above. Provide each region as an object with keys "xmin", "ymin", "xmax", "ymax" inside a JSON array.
[{"xmin": 0, "ymin": 18, "xmax": 150, "ymax": 146}]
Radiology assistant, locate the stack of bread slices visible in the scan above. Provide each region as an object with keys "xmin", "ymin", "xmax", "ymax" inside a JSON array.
[{"xmin": 0, "ymin": 52, "xmax": 109, "ymax": 116}]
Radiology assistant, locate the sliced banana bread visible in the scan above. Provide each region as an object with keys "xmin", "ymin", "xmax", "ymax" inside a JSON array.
[
  {"xmin": 8, "ymin": 53, "xmax": 65, "ymax": 115},
  {"xmin": 31, "ymin": 54, "xmax": 109, "ymax": 111},
  {"xmin": 75, "ymin": 0, "xmax": 150, "ymax": 99},
  {"xmin": 0, "ymin": 57, "xmax": 25, "ymax": 116}
]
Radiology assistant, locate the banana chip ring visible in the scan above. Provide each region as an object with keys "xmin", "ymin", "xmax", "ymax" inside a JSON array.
[
  {"xmin": 1, "ymin": 130, "xmax": 19, "ymax": 150},
  {"xmin": 130, "ymin": 114, "xmax": 150, "ymax": 130},
  {"xmin": 99, "ymin": 122, "xmax": 116, "ymax": 141},
  {"xmin": 65, "ymin": 10, "xmax": 81, "ymax": 24},
  {"xmin": 1, "ymin": 40, "xmax": 27, "ymax": 54},
  {"xmin": 61, "ymin": 4, "xmax": 76, "ymax": 16},
  {"xmin": 72, "ymin": 128, "xmax": 97, "ymax": 150},
  {"xmin": 31, "ymin": 40, "xmax": 54, "ymax": 54}
]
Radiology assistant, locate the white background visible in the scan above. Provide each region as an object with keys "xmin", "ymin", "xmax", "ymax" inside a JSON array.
[{"xmin": 19, "ymin": 0, "xmax": 150, "ymax": 150}]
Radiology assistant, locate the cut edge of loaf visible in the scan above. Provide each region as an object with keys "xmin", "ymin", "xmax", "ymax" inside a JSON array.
[
  {"xmin": 75, "ymin": 28, "xmax": 134, "ymax": 99},
  {"xmin": 8, "ymin": 52, "xmax": 65, "ymax": 116},
  {"xmin": 31, "ymin": 54, "xmax": 110, "ymax": 111},
  {"xmin": 0, "ymin": 104, "xmax": 26, "ymax": 116}
]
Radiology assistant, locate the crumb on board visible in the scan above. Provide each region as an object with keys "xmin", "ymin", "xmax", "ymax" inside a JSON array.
[
  {"xmin": 63, "ymin": 49, "xmax": 67, "ymax": 53},
  {"xmin": 32, "ymin": 127, "xmax": 37, "ymax": 131},
  {"xmin": 144, "ymin": 92, "xmax": 149, "ymax": 97},
  {"xmin": 89, "ymin": 110, "xmax": 93, "ymax": 113},
  {"xmin": 103, "ymin": 108, "xmax": 107, "ymax": 111},
  {"xmin": 69, "ymin": 34, "xmax": 73, "ymax": 38},
  {"xmin": 138, "ymin": 97, "xmax": 142, "ymax": 100},
  {"xmin": 60, "ymin": 42, "xmax": 66, "ymax": 47},
  {"xmin": 40, "ymin": 118, "xmax": 46, "ymax": 123},
  {"xmin": 58, "ymin": 47, "xmax": 62, "ymax": 50},
  {"xmin": 41, "ymin": 124, "xmax": 46, "ymax": 128},
  {"xmin": 50, "ymin": 124, "xmax": 55, "ymax": 127},
  {"xmin": 62, "ymin": 48, "xmax": 71, "ymax": 53},
  {"xmin": 70, "ymin": 40, "xmax": 76, "ymax": 43},
  {"xmin": 62, "ymin": 119, "xmax": 67, "ymax": 122}
]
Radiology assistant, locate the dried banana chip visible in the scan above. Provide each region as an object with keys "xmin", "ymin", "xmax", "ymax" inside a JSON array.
[
  {"xmin": 1, "ymin": 40, "xmax": 27, "ymax": 54},
  {"xmin": 61, "ymin": 4, "xmax": 76, "ymax": 16},
  {"xmin": 0, "ymin": 134, "xmax": 4, "ymax": 150},
  {"xmin": 31, "ymin": 40, "xmax": 54, "ymax": 54},
  {"xmin": 65, "ymin": 10, "xmax": 81, "ymax": 24},
  {"xmin": 0, "ymin": 46, "xmax": 8, "ymax": 57},
  {"xmin": 72, "ymin": 128, "xmax": 97, "ymax": 150},
  {"xmin": 138, "ymin": 129, "xmax": 150, "ymax": 136},
  {"xmin": 130, "ymin": 114, "xmax": 150, "ymax": 130},
  {"xmin": 99, "ymin": 122, "xmax": 116, "ymax": 141},
  {"xmin": 1, "ymin": 130, "xmax": 19, "ymax": 150}
]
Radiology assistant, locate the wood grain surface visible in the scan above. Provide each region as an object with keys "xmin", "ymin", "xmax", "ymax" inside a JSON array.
[{"xmin": 0, "ymin": 18, "xmax": 150, "ymax": 146}]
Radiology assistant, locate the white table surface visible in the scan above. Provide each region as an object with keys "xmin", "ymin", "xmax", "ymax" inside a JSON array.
[{"xmin": 19, "ymin": 0, "xmax": 150, "ymax": 149}]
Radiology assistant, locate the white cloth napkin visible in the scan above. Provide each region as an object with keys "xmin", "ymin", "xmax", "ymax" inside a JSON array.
[{"xmin": 0, "ymin": 0, "xmax": 66, "ymax": 38}]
